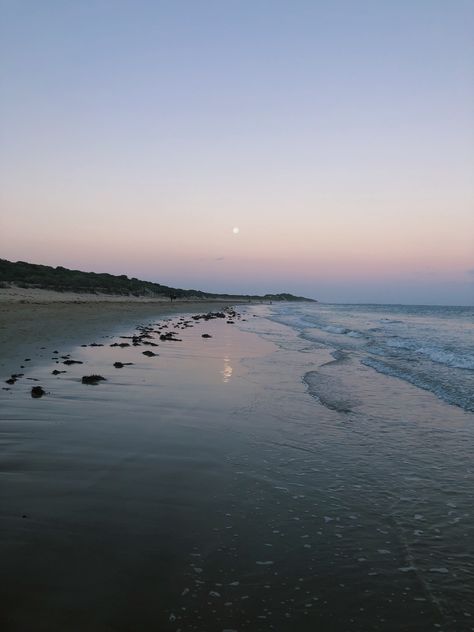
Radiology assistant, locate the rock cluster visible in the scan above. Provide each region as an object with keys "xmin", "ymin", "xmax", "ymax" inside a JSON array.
[{"xmin": 81, "ymin": 375, "xmax": 106, "ymax": 385}]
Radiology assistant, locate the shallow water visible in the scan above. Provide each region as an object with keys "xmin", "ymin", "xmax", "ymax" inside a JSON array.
[
  {"xmin": 264, "ymin": 302, "xmax": 474, "ymax": 412},
  {"xmin": 1, "ymin": 304, "xmax": 473, "ymax": 631}
]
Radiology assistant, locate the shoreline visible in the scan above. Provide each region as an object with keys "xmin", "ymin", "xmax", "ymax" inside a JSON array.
[
  {"xmin": 0, "ymin": 299, "xmax": 240, "ymax": 377},
  {"xmin": 1, "ymin": 300, "xmax": 473, "ymax": 630}
]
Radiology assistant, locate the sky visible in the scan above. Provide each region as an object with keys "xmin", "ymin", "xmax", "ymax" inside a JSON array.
[{"xmin": 0, "ymin": 0, "xmax": 473, "ymax": 304}]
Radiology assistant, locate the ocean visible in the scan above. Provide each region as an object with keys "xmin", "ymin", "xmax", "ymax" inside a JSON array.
[
  {"xmin": 259, "ymin": 302, "xmax": 474, "ymax": 412},
  {"xmin": 1, "ymin": 302, "xmax": 473, "ymax": 631}
]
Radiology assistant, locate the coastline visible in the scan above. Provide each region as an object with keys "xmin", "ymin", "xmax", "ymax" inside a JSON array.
[
  {"xmin": 0, "ymin": 292, "xmax": 244, "ymax": 375},
  {"xmin": 1, "ymin": 300, "xmax": 473, "ymax": 630}
]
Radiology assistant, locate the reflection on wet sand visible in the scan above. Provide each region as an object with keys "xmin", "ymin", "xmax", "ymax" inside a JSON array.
[{"xmin": 221, "ymin": 356, "xmax": 233, "ymax": 383}]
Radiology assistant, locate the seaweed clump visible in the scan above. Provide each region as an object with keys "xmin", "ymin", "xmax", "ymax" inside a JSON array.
[{"xmin": 81, "ymin": 375, "xmax": 106, "ymax": 385}]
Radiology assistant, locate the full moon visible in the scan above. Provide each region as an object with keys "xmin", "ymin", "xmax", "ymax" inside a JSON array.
[{"xmin": 232, "ymin": 227, "xmax": 240, "ymax": 234}]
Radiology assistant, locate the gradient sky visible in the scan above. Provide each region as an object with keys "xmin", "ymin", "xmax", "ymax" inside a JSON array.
[{"xmin": 1, "ymin": 0, "xmax": 473, "ymax": 304}]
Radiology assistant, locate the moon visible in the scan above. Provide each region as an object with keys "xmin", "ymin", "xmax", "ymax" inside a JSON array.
[{"xmin": 232, "ymin": 227, "xmax": 240, "ymax": 235}]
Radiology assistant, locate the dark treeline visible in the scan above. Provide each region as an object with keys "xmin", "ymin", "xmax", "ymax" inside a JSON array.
[{"xmin": 0, "ymin": 259, "xmax": 314, "ymax": 302}]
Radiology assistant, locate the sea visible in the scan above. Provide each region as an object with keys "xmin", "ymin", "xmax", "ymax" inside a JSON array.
[
  {"xmin": 1, "ymin": 301, "xmax": 473, "ymax": 632},
  {"xmin": 259, "ymin": 302, "xmax": 474, "ymax": 413}
]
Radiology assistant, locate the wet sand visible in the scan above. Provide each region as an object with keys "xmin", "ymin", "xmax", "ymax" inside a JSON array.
[
  {"xmin": 0, "ymin": 297, "xmax": 237, "ymax": 373},
  {"xmin": 0, "ymin": 304, "xmax": 276, "ymax": 631},
  {"xmin": 1, "ymin": 302, "xmax": 473, "ymax": 631}
]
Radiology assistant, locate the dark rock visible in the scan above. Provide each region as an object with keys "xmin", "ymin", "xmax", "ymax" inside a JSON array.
[
  {"xmin": 202, "ymin": 334, "xmax": 212, "ymax": 338},
  {"xmin": 5, "ymin": 378, "xmax": 16, "ymax": 385},
  {"xmin": 63, "ymin": 360, "xmax": 83, "ymax": 365},
  {"xmin": 52, "ymin": 370, "xmax": 67, "ymax": 375},
  {"xmin": 142, "ymin": 350, "xmax": 158, "ymax": 357},
  {"xmin": 160, "ymin": 333, "xmax": 182, "ymax": 342},
  {"xmin": 81, "ymin": 375, "xmax": 106, "ymax": 385},
  {"xmin": 192, "ymin": 311, "xmax": 227, "ymax": 321},
  {"xmin": 31, "ymin": 386, "xmax": 46, "ymax": 398},
  {"xmin": 113, "ymin": 362, "xmax": 133, "ymax": 368}
]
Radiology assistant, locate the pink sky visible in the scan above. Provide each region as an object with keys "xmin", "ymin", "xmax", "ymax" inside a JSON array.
[{"xmin": 1, "ymin": 1, "xmax": 473, "ymax": 303}]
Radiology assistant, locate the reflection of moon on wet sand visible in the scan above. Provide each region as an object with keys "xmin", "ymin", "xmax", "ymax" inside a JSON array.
[{"xmin": 222, "ymin": 356, "xmax": 233, "ymax": 383}]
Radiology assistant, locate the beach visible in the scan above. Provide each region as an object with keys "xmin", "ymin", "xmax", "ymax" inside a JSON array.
[
  {"xmin": 1, "ymin": 297, "xmax": 473, "ymax": 631},
  {"xmin": 0, "ymin": 287, "xmax": 246, "ymax": 372}
]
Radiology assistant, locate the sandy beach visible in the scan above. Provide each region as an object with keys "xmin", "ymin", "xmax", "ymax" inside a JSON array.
[
  {"xmin": 0, "ymin": 298, "xmax": 277, "ymax": 631},
  {"xmin": 0, "ymin": 287, "xmax": 241, "ymax": 373},
  {"xmin": 1, "ymin": 298, "xmax": 473, "ymax": 631}
]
